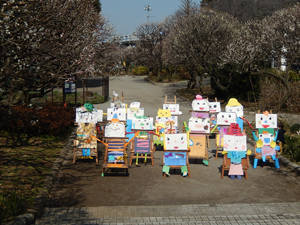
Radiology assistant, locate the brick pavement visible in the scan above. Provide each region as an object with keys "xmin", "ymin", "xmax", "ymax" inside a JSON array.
[{"xmin": 35, "ymin": 203, "xmax": 300, "ymax": 224}]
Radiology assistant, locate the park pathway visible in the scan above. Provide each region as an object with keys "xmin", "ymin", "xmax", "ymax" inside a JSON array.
[
  {"xmin": 35, "ymin": 76, "xmax": 300, "ymax": 225},
  {"xmin": 36, "ymin": 202, "xmax": 300, "ymax": 224}
]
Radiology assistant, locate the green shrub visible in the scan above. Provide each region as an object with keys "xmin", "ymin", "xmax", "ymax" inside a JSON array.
[
  {"xmin": 283, "ymin": 134, "xmax": 300, "ymax": 163},
  {"xmin": 132, "ymin": 66, "xmax": 149, "ymax": 75},
  {"xmin": 290, "ymin": 123, "xmax": 300, "ymax": 134}
]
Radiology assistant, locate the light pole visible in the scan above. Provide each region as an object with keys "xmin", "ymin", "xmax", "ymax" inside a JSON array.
[{"xmin": 144, "ymin": 5, "xmax": 152, "ymax": 24}]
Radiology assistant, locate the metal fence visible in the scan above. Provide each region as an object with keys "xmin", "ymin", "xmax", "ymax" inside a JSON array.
[{"xmin": 63, "ymin": 76, "xmax": 109, "ymax": 106}]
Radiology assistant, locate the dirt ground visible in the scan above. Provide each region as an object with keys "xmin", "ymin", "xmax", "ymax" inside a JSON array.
[{"xmin": 47, "ymin": 76, "xmax": 300, "ymax": 208}]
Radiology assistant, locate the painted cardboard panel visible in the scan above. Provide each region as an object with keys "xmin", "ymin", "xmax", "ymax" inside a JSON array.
[
  {"xmin": 255, "ymin": 113, "xmax": 277, "ymax": 129},
  {"xmin": 153, "ymin": 123, "xmax": 165, "ymax": 146},
  {"xmin": 75, "ymin": 108, "xmax": 103, "ymax": 123},
  {"xmin": 225, "ymin": 105, "xmax": 244, "ymax": 117},
  {"xmin": 155, "ymin": 116, "xmax": 178, "ymax": 133},
  {"xmin": 163, "ymin": 104, "xmax": 180, "ymax": 115},
  {"xmin": 157, "ymin": 108, "xmax": 171, "ymax": 117},
  {"xmin": 215, "ymin": 126, "xmax": 229, "ymax": 146},
  {"xmin": 188, "ymin": 117, "xmax": 210, "ymax": 133},
  {"xmin": 76, "ymin": 123, "xmax": 97, "ymax": 148},
  {"xmin": 108, "ymin": 151, "xmax": 124, "ymax": 163},
  {"xmin": 107, "ymin": 107, "xmax": 126, "ymax": 121},
  {"xmin": 127, "ymin": 108, "xmax": 145, "ymax": 120},
  {"xmin": 164, "ymin": 133, "xmax": 188, "ymax": 150},
  {"xmin": 164, "ymin": 152, "xmax": 187, "ymax": 166},
  {"xmin": 132, "ymin": 117, "xmax": 154, "ymax": 130},
  {"xmin": 134, "ymin": 138, "xmax": 151, "ymax": 154},
  {"xmin": 189, "ymin": 134, "xmax": 206, "ymax": 158},
  {"xmin": 217, "ymin": 112, "xmax": 237, "ymax": 126},
  {"xmin": 192, "ymin": 99, "xmax": 210, "ymax": 112},
  {"xmin": 130, "ymin": 102, "xmax": 140, "ymax": 108},
  {"xmin": 105, "ymin": 120, "xmax": 125, "ymax": 137},
  {"xmin": 191, "ymin": 112, "xmax": 209, "ymax": 118},
  {"xmin": 209, "ymin": 102, "xmax": 221, "ymax": 113},
  {"xmin": 110, "ymin": 102, "xmax": 126, "ymax": 108},
  {"xmin": 223, "ymin": 135, "xmax": 247, "ymax": 151}
]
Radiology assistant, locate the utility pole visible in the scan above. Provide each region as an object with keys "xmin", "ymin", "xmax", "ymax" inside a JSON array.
[{"xmin": 144, "ymin": 5, "xmax": 152, "ymax": 24}]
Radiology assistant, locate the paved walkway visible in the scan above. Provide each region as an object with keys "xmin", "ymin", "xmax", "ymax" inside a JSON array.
[
  {"xmin": 36, "ymin": 203, "xmax": 300, "ymax": 224},
  {"xmin": 35, "ymin": 76, "xmax": 300, "ymax": 225}
]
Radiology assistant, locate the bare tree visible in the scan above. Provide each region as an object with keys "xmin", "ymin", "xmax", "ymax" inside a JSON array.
[
  {"xmin": 134, "ymin": 22, "xmax": 166, "ymax": 80},
  {"xmin": 0, "ymin": 0, "xmax": 113, "ymax": 106},
  {"xmin": 163, "ymin": 7, "xmax": 239, "ymax": 93}
]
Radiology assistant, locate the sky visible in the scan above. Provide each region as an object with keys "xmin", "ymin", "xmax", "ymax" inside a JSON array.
[{"xmin": 100, "ymin": 0, "xmax": 184, "ymax": 36}]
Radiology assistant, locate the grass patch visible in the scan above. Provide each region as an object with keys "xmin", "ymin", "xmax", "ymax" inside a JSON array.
[{"xmin": 0, "ymin": 130, "xmax": 71, "ymax": 223}]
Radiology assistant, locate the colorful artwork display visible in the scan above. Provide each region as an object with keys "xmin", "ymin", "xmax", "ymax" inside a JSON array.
[
  {"xmin": 191, "ymin": 95, "xmax": 209, "ymax": 112},
  {"xmin": 105, "ymin": 119, "xmax": 126, "ymax": 137},
  {"xmin": 188, "ymin": 117, "xmax": 210, "ymax": 133},
  {"xmin": 252, "ymin": 111, "xmax": 280, "ymax": 169}
]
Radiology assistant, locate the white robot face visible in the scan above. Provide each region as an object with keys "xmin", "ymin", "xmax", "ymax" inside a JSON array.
[
  {"xmin": 223, "ymin": 135, "xmax": 247, "ymax": 151},
  {"xmin": 255, "ymin": 112, "xmax": 277, "ymax": 129},
  {"xmin": 258, "ymin": 133, "xmax": 274, "ymax": 146},
  {"xmin": 163, "ymin": 104, "xmax": 180, "ymax": 115},
  {"xmin": 192, "ymin": 99, "xmax": 210, "ymax": 112},
  {"xmin": 209, "ymin": 102, "xmax": 221, "ymax": 113},
  {"xmin": 217, "ymin": 112, "xmax": 237, "ymax": 126},
  {"xmin": 107, "ymin": 108, "xmax": 126, "ymax": 121},
  {"xmin": 188, "ymin": 117, "xmax": 210, "ymax": 133},
  {"xmin": 127, "ymin": 108, "xmax": 144, "ymax": 120},
  {"xmin": 225, "ymin": 105, "xmax": 244, "ymax": 117},
  {"xmin": 165, "ymin": 133, "xmax": 188, "ymax": 150},
  {"xmin": 105, "ymin": 120, "xmax": 125, "ymax": 137}
]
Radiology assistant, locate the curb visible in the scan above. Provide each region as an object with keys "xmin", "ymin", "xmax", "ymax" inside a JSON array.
[
  {"xmin": 145, "ymin": 78, "xmax": 188, "ymax": 87},
  {"xmin": 4, "ymin": 129, "xmax": 77, "ymax": 225}
]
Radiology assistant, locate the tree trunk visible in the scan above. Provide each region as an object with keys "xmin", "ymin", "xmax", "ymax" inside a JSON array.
[
  {"xmin": 198, "ymin": 75, "xmax": 204, "ymax": 94},
  {"xmin": 187, "ymin": 70, "xmax": 196, "ymax": 89}
]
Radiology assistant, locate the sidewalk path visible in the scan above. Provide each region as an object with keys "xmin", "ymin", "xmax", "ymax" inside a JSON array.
[
  {"xmin": 36, "ymin": 202, "xmax": 300, "ymax": 224},
  {"xmin": 35, "ymin": 76, "xmax": 300, "ymax": 225}
]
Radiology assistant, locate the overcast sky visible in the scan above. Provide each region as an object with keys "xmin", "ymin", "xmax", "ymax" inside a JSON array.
[{"xmin": 100, "ymin": 0, "xmax": 185, "ymax": 35}]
